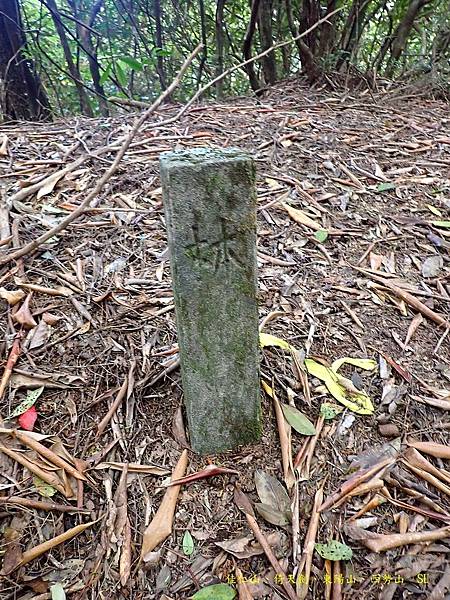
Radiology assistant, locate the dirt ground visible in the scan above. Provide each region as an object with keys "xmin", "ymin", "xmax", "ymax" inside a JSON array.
[{"xmin": 0, "ymin": 80, "xmax": 449, "ymax": 600}]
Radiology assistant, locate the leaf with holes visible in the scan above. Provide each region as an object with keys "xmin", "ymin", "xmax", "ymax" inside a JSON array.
[
  {"xmin": 315, "ymin": 540, "xmax": 353, "ymax": 561},
  {"xmin": 281, "ymin": 404, "xmax": 316, "ymax": 436},
  {"xmin": 320, "ymin": 403, "xmax": 343, "ymax": 420},
  {"xmin": 33, "ymin": 476, "xmax": 57, "ymax": 498},
  {"xmin": 10, "ymin": 387, "xmax": 44, "ymax": 418}
]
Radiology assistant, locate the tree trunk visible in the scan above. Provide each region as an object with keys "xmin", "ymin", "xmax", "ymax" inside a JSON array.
[
  {"xmin": 68, "ymin": 0, "xmax": 109, "ymax": 116},
  {"xmin": 285, "ymin": 0, "xmax": 320, "ymax": 83},
  {"xmin": 385, "ymin": 0, "xmax": 432, "ymax": 77},
  {"xmin": 317, "ymin": 0, "xmax": 339, "ymax": 59},
  {"xmin": 154, "ymin": 0, "xmax": 166, "ymax": 90},
  {"xmin": 258, "ymin": 0, "xmax": 277, "ymax": 84},
  {"xmin": 197, "ymin": 0, "xmax": 207, "ymax": 87},
  {"xmin": 336, "ymin": 0, "xmax": 372, "ymax": 71},
  {"xmin": 41, "ymin": 0, "xmax": 93, "ymax": 115},
  {"xmin": 0, "ymin": 0, "xmax": 51, "ymax": 120},
  {"xmin": 215, "ymin": 0, "xmax": 227, "ymax": 98},
  {"xmin": 299, "ymin": 0, "xmax": 320, "ymax": 56},
  {"xmin": 242, "ymin": 0, "xmax": 262, "ymax": 91}
]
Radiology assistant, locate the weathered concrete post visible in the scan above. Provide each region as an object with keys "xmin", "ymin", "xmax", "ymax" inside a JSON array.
[{"xmin": 160, "ymin": 148, "xmax": 261, "ymax": 454}]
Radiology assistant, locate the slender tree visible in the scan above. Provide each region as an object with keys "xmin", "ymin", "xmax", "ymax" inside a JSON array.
[
  {"xmin": 258, "ymin": 0, "xmax": 277, "ymax": 84},
  {"xmin": 215, "ymin": 0, "xmax": 227, "ymax": 97},
  {"xmin": 0, "ymin": 0, "xmax": 51, "ymax": 120},
  {"xmin": 383, "ymin": 0, "xmax": 433, "ymax": 76},
  {"xmin": 39, "ymin": 0, "xmax": 93, "ymax": 115},
  {"xmin": 242, "ymin": 0, "xmax": 261, "ymax": 91}
]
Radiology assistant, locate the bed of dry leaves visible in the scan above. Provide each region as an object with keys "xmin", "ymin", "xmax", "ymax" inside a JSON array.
[{"xmin": 0, "ymin": 80, "xmax": 449, "ymax": 600}]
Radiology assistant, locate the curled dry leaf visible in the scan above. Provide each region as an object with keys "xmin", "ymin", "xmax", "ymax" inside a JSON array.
[
  {"xmin": 13, "ymin": 294, "xmax": 37, "ymax": 329},
  {"xmin": 0, "ymin": 287, "xmax": 25, "ymax": 306},
  {"xmin": 305, "ymin": 357, "xmax": 375, "ymax": 415},
  {"xmin": 215, "ymin": 531, "xmax": 286, "ymax": 559},
  {"xmin": 94, "ymin": 461, "xmax": 170, "ymax": 475},
  {"xmin": 0, "ymin": 332, "xmax": 25, "ymax": 401}
]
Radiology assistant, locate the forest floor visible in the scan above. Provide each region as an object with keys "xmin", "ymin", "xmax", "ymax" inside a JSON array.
[{"xmin": 0, "ymin": 80, "xmax": 450, "ymax": 600}]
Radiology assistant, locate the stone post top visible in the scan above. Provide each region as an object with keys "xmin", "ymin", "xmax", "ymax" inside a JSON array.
[{"xmin": 159, "ymin": 147, "xmax": 251, "ymax": 168}]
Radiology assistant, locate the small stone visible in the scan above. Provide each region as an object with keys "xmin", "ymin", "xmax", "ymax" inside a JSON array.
[
  {"xmin": 422, "ymin": 254, "xmax": 443, "ymax": 278},
  {"xmin": 378, "ymin": 423, "xmax": 400, "ymax": 438}
]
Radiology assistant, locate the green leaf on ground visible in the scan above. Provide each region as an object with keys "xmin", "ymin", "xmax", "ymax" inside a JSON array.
[
  {"xmin": 314, "ymin": 229, "xmax": 329, "ymax": 243},
  {"xmin": 376, "ymin": 182, "xmax": 395, "ymax": 192},
  {"xmin": 182, "ymin": 530, "xmax": 194, "ymax": 556},
  {"xmin": 10, "ymin": 387, "xmax": 44, "ymax": 418},
  {"xmin": 431, "ymin": 220, "xmax": 450, "ymax": 228},
  {"xmin": 192, "ymin": 583, "xmax": 236, "ymax": 599},
  {"xmin": 50, "ymin": 583, "xmax": 66, "ymax": 600},
  {"xmin": 315, "ymin": 540, "xmax": 353, "ymax": 561},
  {"xmin": 320, "ymin": 403, "xmax": 343, "ymax": 420},
  {"xmin": 281, "ymin": 404, "xmax": 316, "ymax": 435}
]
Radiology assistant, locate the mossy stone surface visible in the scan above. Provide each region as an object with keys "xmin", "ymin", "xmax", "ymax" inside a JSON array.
[{"xmin": 160, "ymin": 148, "xmax": 261, "ymax": 454}]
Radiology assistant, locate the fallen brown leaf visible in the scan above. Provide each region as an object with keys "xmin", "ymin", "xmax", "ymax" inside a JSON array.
[{"xmin": 140, "ymin": 449, "xmax": 188, "ymax": 562}]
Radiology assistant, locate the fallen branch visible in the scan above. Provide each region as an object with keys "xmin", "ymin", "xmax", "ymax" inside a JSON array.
[
  {"xmin": 18, "ymin": 520, "xmax": 97, "ymax": 570},
  {"xmin": 234, "ymin": 485, "xmax": 298, "ymax": 600},
  {"xmin": 0, "ymin": 45, "xmax": 203, "ymax": 268},
  {"xmin": 353, "ymin": 266, "xmax": 450, "ymax": 329},
  {"xmin": 0, "ymin": 495, "xmax": 88, "ymax": 513},
  {"xmin": 319, "ymin": 457, "xmax": 395, "ymax": 512},
  {"xmin": 297, "ymin": 486, "xmax": 323, "ymax": 599},
  {"xmin": 96, "ymin": 375, "xmax": 128, "ymax": 437},
  {"xmin": 347, "ymin": 524, "xmax": 450, "ymax": 553}
]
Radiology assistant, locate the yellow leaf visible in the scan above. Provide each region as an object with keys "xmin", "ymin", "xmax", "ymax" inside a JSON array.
[
  {"xmin": 305, "ymin": 359, "xmax": 374, "ymax": 415},
  {"xmin": 427, "ymin": 204, "xmax": 442, "ymax": 217},
  {"xmin": 265, "ymin": 177, "xmax": 280, "ymax": 189},
  {"xmin": 259, "ymin": 333, "xmax": 295, "ymax": 352},
  {"xmin": 261, "ymin": 380, "xmax": 274, "ymax": 398},
  {"xmin": 279, "ymin": 201, "xmax": 322, "ymax": 231},
  {"xmin": 331, "ymin": 357, "xmax": 377, "ymax": 372}
]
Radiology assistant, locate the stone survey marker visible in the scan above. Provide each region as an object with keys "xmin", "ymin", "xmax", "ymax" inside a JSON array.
[{"xmin": 160, "ymin": 148, "xmax": 261, "ymax": 454}]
